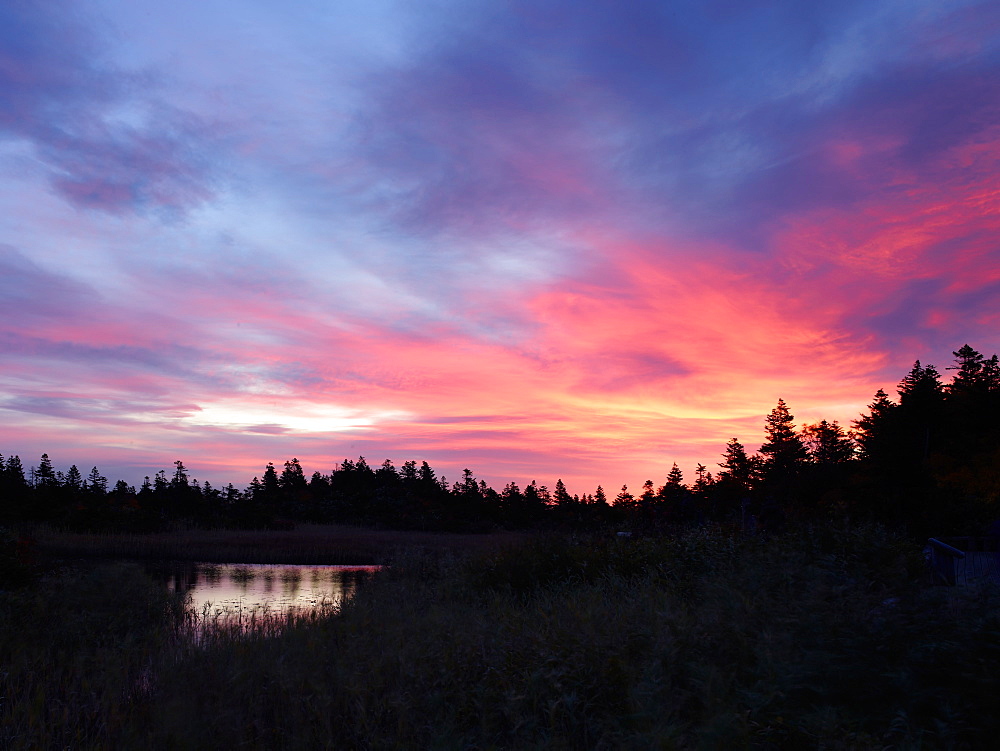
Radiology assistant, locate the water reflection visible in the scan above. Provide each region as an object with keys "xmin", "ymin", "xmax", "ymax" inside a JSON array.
[{"xmin": 152, "ymin": 562, "xmax": 379, "ymax": 630}]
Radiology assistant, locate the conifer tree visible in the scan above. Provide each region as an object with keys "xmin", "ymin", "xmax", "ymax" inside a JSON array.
[
  {"xmin": 759, "ymin": 399, "xmax": 808, "ymax": 481},
  {"xmin": 593, "ymin": 485, "xmax": 608, "ymax": 507},
  {"xmin": 638, "ymin": 479, "xmax": 656, "ymax": 507},
  {"xmin": 401, "ymin": 460, "xmax": 418, "ymax": 482},
  {"xmin": 853, "ymin": 389, "xmax": 897, "ymax": 462},
  {"xmin": 262, "ymin": 462, "xmax": 280, "ymax": 496},
  {"xmin": 553, "ymin": 479, "xmax": 574, "ymax": 506},
  {"xmin": 613, "ymin": 484, "xmax": 635, "ymax": 508},
  {"xmin": 659, "ymin": 463, "xmax": 686, "ymax": 497},
  {"xmin": 800, "ymin": 420, "xmax": 855, "ymax": 464},
  {"xmin": 5, "ymin": 455, "xmax": 25, "ymax": 488},
  {"xmin": 693, "ymin": 464, "xmax": 713, "ymax": 493},
  {"xmin": 896, "ymin": 361, "xmax": 945, "ymax": 465},
  {"xmin": 171, "ymin": 461, "xmax": 189, "ymax": 489},
  {"xmin": 280, "ymin": 458, "xmax": 308, "ymax": 490},
  {"xmin": 35, "ymin": 453, "xmax": 57, "ymax": 489},
  {"xmin": 897, "ymin": 360, "xmax": 944, "ymax": 407},
  {"xmin": 418, "ymin": 461, "xmax": 437, "ymax": 485},
  {"xmin": 87, "ymin": 467, "xmax": 107, "ymax": 497},
  {"xmin": 667, "ymin": 463, "xmax": 684, "ymax": 485},
  {"xmin": 717, "ymin": 439, "xmax": 757, "ymax": 491},
  {"xmin": 64, "ymin": 464, "xmax": 83, "ymax": 491},
  {"xmin": 0, "ymin": 455, "xmax": 28, "ymax": 521}
]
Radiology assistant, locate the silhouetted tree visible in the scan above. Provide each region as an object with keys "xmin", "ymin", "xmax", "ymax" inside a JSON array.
[
  {"xmin": 87, "ymin": 466, "xmax": 108, "ymax": 496},
  {"xmin": 64, "ymin": 465, "xmax": 83, "ymax": 492},
  {"xmin": 593, "ymin": 485, "xmax": 608, "ymax": 508},
  {"xmin": 35, "ymin": 454, "xmax": 57, "ymax": 489},
  {"xmin": 613, "ymin": 484, "xmax": 635, "ymax": 509},
  {"xmin": 553, "ymin": 479, "xmax": 573, "ymax": 507},
  {"xmin": 759, "ymin": 399, "xmax": 808, "ymax": 485},
  {"xmin": 897, "ymin": 361, "xmax": 945, "ymax": 468},
  {"xmin": 0, "ymin": 455, "xmax": 29, "ymax": 522},
  {"xmin": 947, "ymin": 345, "xmax": 993, "ymax": 394},
  {"xmin": 801, "ymin": 420, "xmax": 855, "ymax": 464},
  {"xmin": 280, "ymin": 458, "xmax": 307, "ymax": 491},
  {"xmin": 717, "ymin": 439, "xmax": 758, "ymax": 493},
  {"xmin": 853, "ymin": 389, "xmax": 898, "ymax": 463}
]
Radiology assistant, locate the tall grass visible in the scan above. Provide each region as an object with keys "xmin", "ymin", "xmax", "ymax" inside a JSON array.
[
  {"xmin": 0, "ymin": 562, "xmax": 186, "ymax": 748},
  {"xmin": 3, "ymin": 524, "xmax": 999, "ymax": 748},
  {"xmin": 31, "ymin": 523, "xmax": 531, "ymax": 564}
]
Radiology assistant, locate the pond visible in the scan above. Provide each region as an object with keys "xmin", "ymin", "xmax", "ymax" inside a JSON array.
[{"xmin": 149, "ymin": 562, "xmax": 380, "ymax": 634}]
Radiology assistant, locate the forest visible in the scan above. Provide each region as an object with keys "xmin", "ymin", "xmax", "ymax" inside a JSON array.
[{"xmin": 2, "ymin": 344, "xmax": 999, "ymax": 540}]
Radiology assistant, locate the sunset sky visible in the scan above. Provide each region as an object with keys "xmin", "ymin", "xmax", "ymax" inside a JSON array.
[{"xmin": 2, "ymin": 0, "xmax": 999, "ymax": 494}]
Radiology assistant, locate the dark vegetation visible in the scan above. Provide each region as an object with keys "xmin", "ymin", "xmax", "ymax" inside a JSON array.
[
  {"xmin": 2, "ymin": 344, "xmax": 1000, "ymax": 748},
  {"xmin": 2, "ymin": 526, "xmax": 999, "ymax": 748},
  {"xmin": 32, "ymin": 523, "xmax": 530, "ymax": 565}
]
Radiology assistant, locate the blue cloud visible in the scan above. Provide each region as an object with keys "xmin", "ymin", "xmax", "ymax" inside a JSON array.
[{"xmin": 0, "ymin": 2, "xmax": 221, "ymax": 215}]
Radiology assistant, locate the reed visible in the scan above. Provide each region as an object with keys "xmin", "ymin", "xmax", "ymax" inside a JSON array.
[
  {"xmin": 31, "ymin": 523, "xmax": 531, "ymax": 565},
  {"xmin": 3, "ymin": 524, "xmax": 998, "ymax": 749}
]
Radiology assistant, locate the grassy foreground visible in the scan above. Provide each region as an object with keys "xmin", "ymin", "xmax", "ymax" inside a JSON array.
[
  {"xmin": 3, "ymin": 524, "xmax": 999, "ymax": 749},
  {"xmin": 31, "ymin": 523, "xmax": 532, "ymax": 564}
]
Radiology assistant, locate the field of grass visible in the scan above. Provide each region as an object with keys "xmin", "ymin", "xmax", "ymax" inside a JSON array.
[
  {"xmin": 31, "ymin": 523, "xmax": 533, "ymax": 565},
  {"xmin": 3, "ymin": 524, "xmax": 999, "ymax": 749}
]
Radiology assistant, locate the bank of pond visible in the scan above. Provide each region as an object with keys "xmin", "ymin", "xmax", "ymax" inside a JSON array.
[{"xmin": 2, "ymin": 523, "xmax": 999, "ymax": 749}]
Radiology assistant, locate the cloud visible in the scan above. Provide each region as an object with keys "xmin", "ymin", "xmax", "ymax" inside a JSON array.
[
  {"xmin": 0, "ymin": 2, "xmax": 221, "ymax": 215},
  {"xmin": 0, "ymin": 244, "xmax": 94, "ymax": 320},
  {"xmin": 2, "ymin": 0, "xmax": 1000, "ymax": 496}
]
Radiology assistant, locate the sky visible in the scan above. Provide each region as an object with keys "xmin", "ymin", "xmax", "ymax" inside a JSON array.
[{"xmin": 1, "ymin": 0, "xmax": 999, "ymax": 494}]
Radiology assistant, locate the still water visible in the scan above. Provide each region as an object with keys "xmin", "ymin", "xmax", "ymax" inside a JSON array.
[{"xmin": 152, "ymin": 562, "xmax": 379, "ymax": 627}]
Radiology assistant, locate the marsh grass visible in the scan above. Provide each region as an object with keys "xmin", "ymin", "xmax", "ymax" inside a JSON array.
[
  {"xmin": 31, "ymin": 523, "xmax": 531, "ymax": 565},
  {"xmin": 3, "ymin": 524, "xmax": 999, "ymax": 749},
  {"xmin": 0, "ymin": 562, "xmax": 185, "ymax": 749}
]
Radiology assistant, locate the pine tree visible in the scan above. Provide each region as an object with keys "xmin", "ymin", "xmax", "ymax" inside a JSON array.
[
  {"xmin": 35, "ymin": 453, "xmax": 57, "ymax": 488},
  {"xmin": 659, "ymin": 463, "xmax": 686, "ymax": 496},
  {"xmin": 171, "ymin": 461, "xmax": 189, "ymax": 489},
  {"xmin": 853, "ymin": 389, "xmax": 897, "ymax": 462},
  {"xmin": 0, "ymin": 455, "xmax": 28, "ymax": 522},
  {"xmin": 460, "ymin": 468, "xmax": 480, "ymax": 498},
  {"xmin": 613, "ymin": 484, "xmax": 635, "ymax": 509},
  {"xmin": 667, "ymin": 463, "xmax": 684, "ymax": 484},
  {"xmin": 280, "ymin": 458, "xmax": 308, "ymax": 490},
  {"xmin": 262, "ymin": 462, "xmax": 280, "ymax": 496},
  {"xmin": 64, "ymin": 465, "xmax": 83, "ymax": 491},
  {"xmin": 523, "ymin": 481, "xmax": 548, "ymax": 516},
  {"xmin": 5, "ymin": 456, "xmax": 25, "ymax": 488},
  {"xmin": 800, "ymin": 420, "xmax": 855, "ymax": 464},
  {"xmin": 418, "ymin": 461, "xmax": 436, "ymax": 485},
  {"xmin": 717, "ymin": 439, "xmax": 757, "ymax": 490},
  {"xmin": 554, "ymin": 479, "xmax": 574, "ymax": 506},
  {"xmin": 87, "ymin": 467, "xmax": 107, "ymax": 495},
  {"xmin": 897, "ymin": 360, "xmax": 944, "ymax": 407},
  {"xmin": 897, "ymin": 361, "xmax": 944, "ymax": 464},
  {"xmin": 693, "ymin": 464, "xmax": 713, "ymax": 493},
  {"xmin": 593, "ymin": 485, "xmax": 608, "ymax": 507},
  {"xmin": 639, "ymin": 479, "xmax": 656, "ymax": 507},
  {"xmin": 982, "ymin": 355, "xmax": 1000, "ymax": 392},
  {"xmin": 947, "ymin": 345, "xmax": 986, "ymax": 394},
  {"xmin": 759, "ymin": 399, "xmax": 808, "ymax": 481}
]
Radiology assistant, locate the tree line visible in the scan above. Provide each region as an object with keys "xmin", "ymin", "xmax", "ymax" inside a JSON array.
[{"xmin": 2, "ymin": 344, "xmax": 998, "ymax": 536}]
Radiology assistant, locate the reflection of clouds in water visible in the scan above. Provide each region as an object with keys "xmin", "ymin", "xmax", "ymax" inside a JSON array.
[{"xmin": 174, "ymin": 563, "xmax": 379, "ymax": 618}]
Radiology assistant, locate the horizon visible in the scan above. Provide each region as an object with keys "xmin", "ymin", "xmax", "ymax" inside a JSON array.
[
  {"xmin": 0, "ymin": 351, "xmax": 966, "ymax": 496},
  {"xmin": 2, "ymin": 1, "xmax": 999, "ymax": 496}
]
